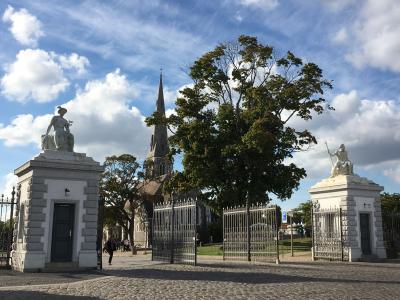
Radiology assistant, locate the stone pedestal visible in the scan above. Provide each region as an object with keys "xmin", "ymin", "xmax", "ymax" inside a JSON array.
[
  {"xmin": 11, "ymin": 150, "xmax": 103, "ymax": 272},
  {"xmin": 309, "ymin": 174, "xmax": 386, "ymax": 262}
]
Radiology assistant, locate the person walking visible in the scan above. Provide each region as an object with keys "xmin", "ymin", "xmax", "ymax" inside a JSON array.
[{"xmin": 105, "ymin": 237, "xmax": 116, "ymax": 265}]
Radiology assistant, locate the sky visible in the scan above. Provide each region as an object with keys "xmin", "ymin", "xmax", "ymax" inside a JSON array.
[{"xmin": 0, "ymin": 0, "xmax": 399, "ymax": 211}]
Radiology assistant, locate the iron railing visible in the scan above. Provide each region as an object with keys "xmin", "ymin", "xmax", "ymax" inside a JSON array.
[
  {"xmin": 382, "ymin": 212, "xmax": 400, "ymax": 258},
  {"xmin": 0, "ymin": 187, "xmax": 16, "ymax": 269},
  {"xmin": 96, "ymin": 196, "xmax": 105, "ymax": 269},
  {"xmin": 223, "ymin": 204, "xmax": 279, "ymax": 263},
  {"xmin": 152, "ymin": 198, "xmax": 197, "ymax": 265},
  {"xmin": 312, "ymin": 206, "xmax": 347, "ymax": 261}
]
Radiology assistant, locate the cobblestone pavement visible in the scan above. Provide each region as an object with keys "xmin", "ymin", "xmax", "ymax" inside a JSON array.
[{"xmin": 0, "ymin": 256, "xmax": 399, "ymax": 300}]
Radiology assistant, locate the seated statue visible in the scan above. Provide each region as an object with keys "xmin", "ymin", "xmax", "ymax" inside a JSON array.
[
  {"xmin": 41, "ymin": 106, "xmax": 74, "ymax": 152},
  {"xmin": 328, "ymin": 144, "xmax": 353, "ymax": 177}
]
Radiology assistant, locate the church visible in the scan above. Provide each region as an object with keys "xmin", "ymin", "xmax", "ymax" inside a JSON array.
[
  {"xmin": 129, "ymin": 73, "xmax": 213, "ymax": 248},
  {"xmin": 131, "ymin": 73, "xmax": 173, "ymax": 247}
]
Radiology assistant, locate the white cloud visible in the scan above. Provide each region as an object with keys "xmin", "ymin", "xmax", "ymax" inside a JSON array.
[
  {"xmin": 320, "ymin": 0, "xmax": 356, "ymax": 11},
  {"xmin": 1, "ymin": 49, "xmax": 69, "ymax": 103},
  {"xmin": 237, "ymin": 0, "xmax": 279, "ymax": 10},
  {"xmin": 333, "ymin": 28, "xmax": 348, "ymax": 44},
  {"xmin": 0, "ymin": 173, "xmax": 18, "ymax": 197},
  {"xmin": 346, "ymin": 0, "xmax": 400, "ymax": 72},
  {"xmin": 0, "ymin": 113, "xmax": 52, "ymax": 146},
  {"xmin": 235, "ymin": 13, "xmax": 243, "ymax": 22},
  {"xmin": 0, "ymin": 70, "xmax": 152, "ymax": 162},
  {"xmin": 1, "ymin": 49, "xmax": 90, "ymax": 103},
  {"xmin": 58, "ymin": 53, "xmax": 90, "ymax": 75},
  {"xmin": 330, "ymin": 89, "xmax": 359, "ymax": 118},
  {"xmin": 287, "ymin": 90, "xmax": 400, "ymax": 183},
  {"xmin": 383, "ymin": 164, "xmax": 400, "ymax": 184},
  {"xmin": 2, "ymin": 5, "xmax": 44, "ymax": 47}
]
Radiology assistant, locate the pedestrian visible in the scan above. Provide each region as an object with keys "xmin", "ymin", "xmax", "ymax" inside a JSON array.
[
  {"xmin": 123, "ymin": 239, "xmax": 130, "ymax": 251},
  {"xmin": 105, "ymin": 237, "xmax": 116, "ymax": 265}
]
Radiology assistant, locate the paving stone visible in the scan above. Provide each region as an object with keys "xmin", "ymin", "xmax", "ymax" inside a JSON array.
[{"xmin": 0, "ymin": 256, "xmax": 399, "ymax": 299}]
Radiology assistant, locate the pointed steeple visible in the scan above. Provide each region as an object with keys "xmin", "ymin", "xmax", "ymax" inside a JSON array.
[
  {"xmin": 146, "ymin": 71, "xmax": 171, "ymax": 177},
  {"xmin": 156, "ymin": 71, "xmax": 165, "ymax": 115}
]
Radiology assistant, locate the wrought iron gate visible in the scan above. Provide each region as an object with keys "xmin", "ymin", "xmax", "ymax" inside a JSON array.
[
  {"xmin": 152, "ymin": 198, "xmax": 197, "ymax": 265},
  {"xmin": 223, "ymin": 204, "xmax": 279, "ymax": 262},
  {"xmin": 0, "ymin": 188, "xmax": 16, "ymax": 269},
  {"xmin": 312, "ymin": 206, "xmax": 347, "ymax": 261},
  {"xmin": 382, "ymin": 212, "xmax": 400, "ymax": 258},
  {"xmin": 96, "ymin": 196, "xmax": 105, "ymax": 269}
]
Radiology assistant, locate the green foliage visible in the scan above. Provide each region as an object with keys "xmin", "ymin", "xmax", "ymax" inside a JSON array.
[
  {"xmin": 147, "ymin": 35, "xmax": 332, "ymax": 213},
  {"xmin": 100, "ymin": 154, "xmax": 143, "ymax": 247},
  {"xmin": 293, "ymin": 200, "xmax": 312, "ymax": 230},
  {"xmin": 381, "ymin": 192, "xmax": 400, "ymax": 213},
  {"xmin": 207, "ymin": 218, "xmax": 223, "ymax": 243}
]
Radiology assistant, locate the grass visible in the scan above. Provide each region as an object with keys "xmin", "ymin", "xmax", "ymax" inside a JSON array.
[
  {"xmin": 279, "ymin": 237, "xmax": 312, "ymax": 253},
  {"xmin": 197, "ymin": 244, "xmax": 223, "ymax": 256},
  {"xmin": 197, "ymin": 237, "xmax": 312, "ymax": 256}
]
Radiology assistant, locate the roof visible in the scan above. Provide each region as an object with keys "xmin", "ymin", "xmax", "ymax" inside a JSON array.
[{"xmin": 138, "ymin": 174, "xmax": 170, "ymax": 196}]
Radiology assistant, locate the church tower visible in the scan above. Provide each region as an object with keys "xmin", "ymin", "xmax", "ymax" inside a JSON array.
[{"xmin": 145, "ymin": 72, "xmax": 172, "ymax": 178}]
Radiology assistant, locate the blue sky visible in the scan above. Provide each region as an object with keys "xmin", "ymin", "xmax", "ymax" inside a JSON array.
[{"xmin": 0, "ymin": 0, "xmax": 399, "ymax": 211}]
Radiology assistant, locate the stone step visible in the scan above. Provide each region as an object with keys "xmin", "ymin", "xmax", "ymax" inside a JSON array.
[
  {"xmin": 43, "ymin": 262, "xmax": 82, "ymax": 272},
  {"xmin": 358, "ymin": 254, "xmax": 379, "ymax": 262}
]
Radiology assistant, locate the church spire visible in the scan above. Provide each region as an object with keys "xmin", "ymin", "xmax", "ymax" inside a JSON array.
[
  {"xmin": 157, "ymin": 70, "xmax": 165, "ymax": 115},
  {"xmin": 146, "ymin": 71, "xmax": 171, "ymax": 177}
]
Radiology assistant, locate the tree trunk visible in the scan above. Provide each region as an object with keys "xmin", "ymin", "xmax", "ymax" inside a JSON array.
[{"xmin": 129, "ymin": 210, "xmax": 137, "ymax": 255}]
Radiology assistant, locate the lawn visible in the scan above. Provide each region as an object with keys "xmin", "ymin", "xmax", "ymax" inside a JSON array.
[
  {"xmin": 279, "ymin": 237, "xmax": 312, "ymax": 253},
  {"xmin": 197, "ymin": 237, "xmax": 312, "ymax": 256},
  {"xmin": 197, "ymin": 244, "xmax": 223, "ymax": 256}
]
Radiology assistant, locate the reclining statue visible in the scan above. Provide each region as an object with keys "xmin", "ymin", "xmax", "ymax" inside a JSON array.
[
  {"xmin": 328, "ymin": 144, "xmax": 353, "ymax": 177},
  {"xmin": 41, "ymin": 106, "xmax": 74, "ymax": 152}
]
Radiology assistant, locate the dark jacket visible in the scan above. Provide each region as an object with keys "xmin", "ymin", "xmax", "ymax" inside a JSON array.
[{"xmin": 106, "ymin": 240, "xmax": 116, "ymax": 252}]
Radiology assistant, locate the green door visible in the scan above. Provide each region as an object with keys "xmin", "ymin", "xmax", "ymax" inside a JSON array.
[{"xmin": 51, "ymin": 203, "xmax": 74, "ymax": 262}]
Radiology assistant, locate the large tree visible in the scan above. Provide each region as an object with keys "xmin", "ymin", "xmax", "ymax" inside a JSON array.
[
  {"xmin": 147, "ymin": 35, "xmax": 332, "ymax": 212},
  {"xmin": 381, "ymin": 192, "xmax": 400, "ymax": 213},
  {"xmin": 292, "ymin": 200, "xmax": 312, "ymax": 236},
  {"xmin": 100, "ymin": 154, "xmax": 143, "ymax": 253}
]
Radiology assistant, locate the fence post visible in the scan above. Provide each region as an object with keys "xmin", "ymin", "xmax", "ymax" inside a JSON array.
[
  {"xmin": 194, "ymin": 201, "xmax": 197, "ymax": 266},
  {"xmin": 222, "ymin": 209, "xmax": 225, "ymax": 261},
  {"xmin": 311, "ymin": 206, "xmax": 315, "ymax": 261},
  {"xmin": 6, "ymin": 187, "xmax": 16, "ymax": 269},
  {"xmin": 246, "ymin": 198, "xmax": 251, "ymax": 262},
  {"xmin": 290, "ymin": 212, "xmax": 293, "ymax": 257},
  {"xmin": 170, "ymin": 194, "xmax": 175, "ymax": 264},
  {"xmin": 275, "ymin": 206, "xmax": 280, "ymax": 264},
  {"xmin": 151, "ymin": 208, "xmax": 154, "ymax": 262},
  {"xmin": 96, "ymin": 195, "xmax": 105, "ymax": 270}
]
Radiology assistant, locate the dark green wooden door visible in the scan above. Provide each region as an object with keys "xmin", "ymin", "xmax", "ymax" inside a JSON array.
[
  {"xmin": 51, "ymin": 203, "xmax": 74, "ymax": 262},
  {"xmin": 360, "ymin": 213, "xmax": 371, "ymax": 255}
]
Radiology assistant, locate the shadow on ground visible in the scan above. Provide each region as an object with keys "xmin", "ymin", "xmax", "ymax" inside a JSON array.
[
  {"xmin": 0, "ymin": 270, "xmax": 104, "ymax": 288},
  {"xmin": 104, "ymin": 262, "xmax": 400, "ymax": 286},
  {"xmin": 0, "ymin": 290, "xmax": 99, "ymax": 300}
]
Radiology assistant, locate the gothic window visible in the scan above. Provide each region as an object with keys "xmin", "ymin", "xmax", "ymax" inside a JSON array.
[{"xmin": 159, "ymin": 163, "xmax": 165, "ymax": 175}]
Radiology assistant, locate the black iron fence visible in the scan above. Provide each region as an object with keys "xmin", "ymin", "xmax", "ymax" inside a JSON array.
[
  {"xmin": 152, "ymin": 198, "xmax": 197, "ymax": 265},
  {"xmin": 96, "ymin": 196, "xmax": 105, "ymax": 269},
  {"xmin": 382, "ymin": 212, "xmax": 400, "ymax": 258},
  {"xmin": 223, "ymin": 204, "xmax": 279, "ymax": 263},
  {"xmin": 312, "ymin": 206, "xmax": 347, "ymax": 261},
  {"xmin": 0, "ymin": 187, "xmax": 16, "ymax": 269}
]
